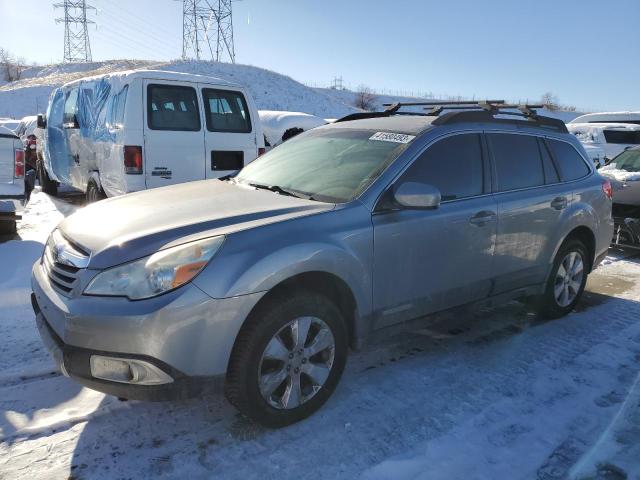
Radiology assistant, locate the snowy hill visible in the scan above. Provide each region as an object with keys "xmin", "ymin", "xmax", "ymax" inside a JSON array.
[{"xmin": 0, "ymin": 59, "xmax": 359, "ymax": 119}]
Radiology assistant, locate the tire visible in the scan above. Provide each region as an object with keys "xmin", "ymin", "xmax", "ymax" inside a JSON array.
[
  {"xmin": 86, "ymin": 179, "xmax": 106, "ymax": 203},
  {"xmin": 537, "ymin": 239, "xmax": 589, "ymax": 319},
  {"xmin": 37, "ymin": 160, "xmax": 58, "ymax": 196},
  {"xmin": 0, "ymin": 220, "xmax": 17, "ymax": 235},
  {"xmin": 225, "ymin": 290, "xmax": 348, "ymax": 428}
]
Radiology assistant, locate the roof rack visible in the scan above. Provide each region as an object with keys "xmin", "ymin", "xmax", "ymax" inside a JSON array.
[{"xmin": 335, "ymin": 100, "xmax": 567, "ymax": 132}]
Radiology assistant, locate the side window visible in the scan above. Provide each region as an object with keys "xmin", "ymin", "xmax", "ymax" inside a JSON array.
[
  {"xmin": 202, "ymin": 88, "xmax": 252, "ymax": 133},
  {"xmin": 63, "ymin": 88, "xmax": 79, "ymax": 125},
  {"xmin": 546, "ymin": 139, "xmax": 591, "ymax": 181},
  {"xmin": 147, "ymin": 84, "xmax": 200, "ymax": 131},
  {"xmin": 538, "ymin": 138, "xmax": 560, "ymax": 184},
  {"xmin": 488, "ymin": 134, "xmax": 544, "ymax": 191},
  {"xmin": 401, "ymin": 134, "xmax": 483, "ymax": 201}
]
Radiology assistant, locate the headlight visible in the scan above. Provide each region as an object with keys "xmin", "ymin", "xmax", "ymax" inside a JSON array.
[{"xmin": 84, "ymin": 236, "xmax": 224, "ymax": 300}]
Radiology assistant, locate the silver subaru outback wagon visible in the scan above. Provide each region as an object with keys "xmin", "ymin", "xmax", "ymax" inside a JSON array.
[{"xmin": 31, "ymin": 103, "xmax": 614, "ymax": 427}]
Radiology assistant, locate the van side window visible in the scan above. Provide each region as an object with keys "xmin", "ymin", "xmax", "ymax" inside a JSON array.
[
  {"xmin": 488, "ymin": 134, "xmax": 544, "ymax": 191},
  {"xmin": 401, "ymin": 134, "xmax": 483, "ymax": 201},
  {"xmin": 63, "ymin": 88, "xmax": 79, "ymax": 125},
  {"xmin": 147, "ymin": 84, "xmax": 201, "ymax": 131},
  {"xmin": 546, "ymin": 139, "xmax": 591, "ymax": 181},
  {"xmin": 538, "ymin": 138, "xmax": 560, "ymax": 184},
  {"xmin": 202, "ymin": 89, "xmax": 252, "ymax": 133}
]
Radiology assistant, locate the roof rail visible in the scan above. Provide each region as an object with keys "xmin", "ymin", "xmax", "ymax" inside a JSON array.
[{"xmin": 334, "ymin": 100, "xmax": 567, "ymax": 132}]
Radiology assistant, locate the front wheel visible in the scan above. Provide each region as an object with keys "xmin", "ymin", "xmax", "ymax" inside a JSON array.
[
  {"xmin": 538, "ymin": 239, "xmax": 589, "ymax": 319},
  {"xmin": 37, "ymin": 160, "xmax": 58, "ymax": 196},
  {"xmin": 225, "ymin": 291, "xmax": 348, "ymax": 427}
]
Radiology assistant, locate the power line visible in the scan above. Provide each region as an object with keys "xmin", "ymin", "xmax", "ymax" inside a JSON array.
[
  {"xmin": 54, "ymin": 0, "xmax": 96, "ymax": 62},
  {"xmin": 181, "ymin": 0, "xmax": 236, "ymax": 63}
]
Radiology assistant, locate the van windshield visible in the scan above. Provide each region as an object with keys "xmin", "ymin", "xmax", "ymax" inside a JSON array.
[{"xmin": 235, "ymin": 128, "xmax": 414, "ymax": 203}]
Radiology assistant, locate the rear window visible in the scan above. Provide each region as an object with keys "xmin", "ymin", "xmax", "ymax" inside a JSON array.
[
  {"xmin": 202, "ymin": 88, "xmax": 251, "ymax": 133},
  {"xmin": 488, "ymin": 133, "xmax": 545, "ymax": 191},
  {"xmin": 602, "ymin": 130, "xmax": 640, "ymax": 144},
  {"xmin": 147, "ymin": 84, "xmax": 201, "ymax": 131},
  {"xmin": 546, "ymin": 139, "xmax": 590, "ymax": 181}
]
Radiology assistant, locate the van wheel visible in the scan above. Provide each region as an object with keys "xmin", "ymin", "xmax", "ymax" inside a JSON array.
[
  {"xmin": 86, "ymin": 180, "xmax": 106, "ymax": 203},
  {"xmin": 225, "ymin": 290, "xmax": 348, "ymax": 428},
  {"xmin": 37, "ymin": 160, "xmax": 58, "ymax": 196},
  {"xmin": 537, "ymin": 239, "xmax": 589, "ymax": 319},
  {"xmin": 0, "ymin": 220, "xmax": 17, "ymax": 235}
]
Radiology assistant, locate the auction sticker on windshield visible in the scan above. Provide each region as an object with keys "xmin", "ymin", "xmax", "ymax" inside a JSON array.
[{"xmin": 369, "ymin": 132, "xmax": 416, "ymax": 144}]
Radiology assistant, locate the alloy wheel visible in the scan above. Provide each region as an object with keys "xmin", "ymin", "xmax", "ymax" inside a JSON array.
[
  {"xmin": 554, "ymin": 251, "xmax": 584, "ymax": 307},
  {"xmin": 258, "ymin": 316, "xmax": 335, "ymax": 410}
]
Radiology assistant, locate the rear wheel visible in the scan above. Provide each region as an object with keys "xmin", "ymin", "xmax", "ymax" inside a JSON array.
[
  {"xmin": 37, "ymin": 160, "xmax": 58, "ymax": 196},
  {"xmin": 537, "ymin": 239, "xmax": 589, "ymax": 319},
  {"xmin": 225, "ymin": 290, "xmax": 348, "ymax": 427},
  {"xmin": 86, "ymin": 179, "xmax": 106, "ymax": 203}
]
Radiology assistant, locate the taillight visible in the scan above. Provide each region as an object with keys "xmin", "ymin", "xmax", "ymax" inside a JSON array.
[
  {"xmin": 124, "ymin": 145, "xmax": 143, "ymax": 174},
  {"xmin": 602, "ymin": 178, "xmax": 613, "ymax": 200},
  {"xmin": 14, "ymin": 148, "xmax": 24, "ymax": 178},
  {"xmin": 258, "ymin": 147, "xmax": 266, "ymax": 157}
]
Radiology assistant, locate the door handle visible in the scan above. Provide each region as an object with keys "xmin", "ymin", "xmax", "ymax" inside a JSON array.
[
  {"xmin": 550, "ymin": 196, "xmax": 568, "ymax": 210},
  {"xmin": 469, "ymin": 210, "xmax": 496, "ymax": 226}
]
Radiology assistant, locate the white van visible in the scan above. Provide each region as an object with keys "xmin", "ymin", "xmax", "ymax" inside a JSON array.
[
  {"xmin": 567, "ymin": 122, "xmax": 640, "ymax": 163},
  {"xmin": 38, "ymin": 70, "xmax": 265, "ymax": 200}
]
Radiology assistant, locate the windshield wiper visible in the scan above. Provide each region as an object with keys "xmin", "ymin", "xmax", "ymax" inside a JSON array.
[{"xmin": 249, "ymin": 183, "xmax": 314, "ymax": 200}]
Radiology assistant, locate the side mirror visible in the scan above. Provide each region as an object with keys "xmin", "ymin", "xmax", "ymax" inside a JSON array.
[
  {"xmin": 393, "ymin": 181, "xmax": 441, "ymax": 209},
  {"xmin": 37, "ymin": 114, "xmax": 47, "ymax": 129}
]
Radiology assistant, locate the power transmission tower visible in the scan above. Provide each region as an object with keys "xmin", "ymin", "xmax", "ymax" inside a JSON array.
[
  {"xmin": 54, "ymin": 0, "xmax": 96, "ymax": 63},
  {"xmin": 181, "ymin": 0, "xmax": 236, "ymax": 63}
]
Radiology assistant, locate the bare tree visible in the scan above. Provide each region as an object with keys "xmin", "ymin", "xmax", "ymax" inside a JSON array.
[
  {"xmin": 540, "ymin": 92, "xmax": 577, "ymax": 112},
  {"xmin": 541, "ymin": 92, "xmax": 560, "ymax": 111},
  {"xmin": 354, "ymin": 85, "xmax": 378, "ymax": 111},
  {"xmin": 0, "ymin": 48, "xmax": 26, "ymax": 82}
]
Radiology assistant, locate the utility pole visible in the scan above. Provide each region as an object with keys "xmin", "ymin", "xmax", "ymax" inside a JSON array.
[
  {"xmin": 181, "ymin": 0, "xmax": 236, "ymax": 63},
  {"xmin": 54, "ymin": 0, "xmax": 96, "ymax": 63}
]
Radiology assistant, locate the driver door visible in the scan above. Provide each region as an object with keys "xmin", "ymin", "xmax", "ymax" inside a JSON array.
[{"xmin": 372, "ymin": 133, "xmax": 497, "ymax": 329}]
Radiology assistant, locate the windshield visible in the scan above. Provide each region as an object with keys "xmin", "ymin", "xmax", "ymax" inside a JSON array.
[
  {"xmin": 609, "ymin": 149, "xmax": 640, "ymax": 172},
  {"xmin": 235, "ymin": 128, "xmax": 414, "ymax": 203}
]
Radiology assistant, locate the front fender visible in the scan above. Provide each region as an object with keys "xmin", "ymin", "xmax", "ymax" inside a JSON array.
[{"xmin": 192, "ymin": 206, "xmax": 374, "ymax": 332}]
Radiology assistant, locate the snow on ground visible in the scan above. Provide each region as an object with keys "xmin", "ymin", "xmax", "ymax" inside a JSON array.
[
  {"xmin": 2, "ymin": 192, "xmax": 640, "ymax": 479},
  {"xmin": 0, "ymin": 59, "xmax": 359, "ymax": 120}
]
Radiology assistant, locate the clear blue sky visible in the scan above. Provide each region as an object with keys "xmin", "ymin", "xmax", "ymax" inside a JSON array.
[{"xmin": 0, "ymin": 0, "xmax": 638, "ymax": 111}]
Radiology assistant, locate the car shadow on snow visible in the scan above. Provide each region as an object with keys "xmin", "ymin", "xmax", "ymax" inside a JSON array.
[{"xmin": 59, "ymin": 267, "xmax": 640, "ymax": 479}]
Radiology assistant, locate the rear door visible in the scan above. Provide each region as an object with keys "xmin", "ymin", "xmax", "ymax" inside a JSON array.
[
  {"xmin": 488, "ymin": 132, "xmax": 570, "ymax": 293},
  {"xmin": 143, "ymin": 80, "xmax": 205, "ymax": 188},
  {"xmin": 199, "ymin": 86, "xmax": 257, "ymax": 179}
]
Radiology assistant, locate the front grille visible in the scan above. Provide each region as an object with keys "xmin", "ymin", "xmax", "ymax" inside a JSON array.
[{"xmin": 42, "ymin": 231, "xmax": 90, "ymax": 296}]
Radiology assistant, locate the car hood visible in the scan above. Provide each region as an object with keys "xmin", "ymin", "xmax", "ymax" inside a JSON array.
[{"xmin": 59, "ymin": 179, "xmax": 334, "ymax": 269}]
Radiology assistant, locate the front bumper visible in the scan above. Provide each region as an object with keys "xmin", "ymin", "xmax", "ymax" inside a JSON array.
[{"xmin": 31, "ymin": 259, "xmax": 265, "ymax": 400}]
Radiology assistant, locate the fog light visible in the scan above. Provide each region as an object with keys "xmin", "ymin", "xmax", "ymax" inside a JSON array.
[{"xmin": 90, "ymin": 355, "xmax": 173, "ymax": 385}]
